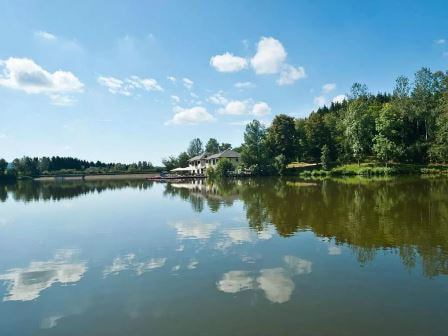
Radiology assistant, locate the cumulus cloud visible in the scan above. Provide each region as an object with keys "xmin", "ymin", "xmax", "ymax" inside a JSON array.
[
  {"xmin": 252, "ymin": 101, "xmax": 271, "ymax": 117},
  {"xmin": 97, "ymin": 75, "xmax": 163, "ymax": 96},
  {"xmin": 219, "ymin": 100, "xmax": 248, "ymax": 115},
  {"xmin": 251, "ymin": 37, "xmax": 287, "ymax": 74},
  {"xmin": 234, "ymin": 81, "xmax": 255, "ymax": 89},
  {"xmin": 127, "ymin": 76, "xmax": 163, "ymax": 92},
  {"xmin": 435, "ymin": 39, "xmax": 446, "ymax": 45},
  {"xmin": 98, "ymin": 76, "xmax": 128, "ymax": 95},
  {"xmin": 219, "ymin": 100, "xmax": 271, "ymax": 117},
  {"xmin": 0, "ymin": 57, "xmax": 83, "ymax": 105},
  {"xmin": 208, "ymin": 91, "xmax": 228, "ymax": 106},
  {"xmin": 167, "ymin": 106, "xmax": 215, "ymax": 125},
  {"xmin": 210, "ymin": 52, "xmax": 248, "ymax": 72},
  {"xmin": 277, "ymin": 64, "xmax": 306, "ymax": 85},
  {"xmin": 182, "ymin": 77, "xmax": 194, "ymax": 89},
  {"xmin": 314, "ymin": 96, "xmax": 326, "ymax": 107},
  {"xmin": 332, "ymin": 94, "xmax": 347, "ymax": 104},
  {"xmin": 34, "ymin": 31, "xmax": 57, "ymax": 40},
  {"xmin": 322, "ymin": 83, "xmax": 336, "ymax": 93},
  {"xmin": 167, "ymin": 76, "xmax": 176, "ymax": 82},
  {"xmin": 170, "ymin": 95, "xmax": 180, "ymax": 103}
]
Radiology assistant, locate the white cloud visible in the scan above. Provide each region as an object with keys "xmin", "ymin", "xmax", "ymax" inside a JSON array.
[
  {"xmin": 98, "ymin": 76, "xmax": 130, "ymax": 95},
  {"xmin": 435, "ymin": 39, "xmax": 446, "ymax": 44},
  {"xmin": 34, "ymin": 31, "xmax": 57, "ymax": 40},
  {"xmin": 97, "ymin": 75, "xmax": 163, "ymax": 96},
  {"xmin": 208, "ymin": 91, "xmax": 228, "ymax": 105},
  {"xmin": 251, "ymin": 37, "xmax": 287, "ymax": 74},
  {"xmin": 170, "ymin": 95, "xmax": 180, "ymax": 103},
  {"xmin": 182, "ymin": 77, "xmax": 194, "ymax": 89},
  {"xmin": 314, "ymin": 96, "xmax": 326, "ymax": 107},
  {"xmin": 332, "ymin": 94, "xmax": 347, "ymax": 104},
  {"xmin": 127, "ymin": 75, "xmax": 163, "ymax": 92},
  {"xmin": 0, "ymin": 57, "xmax": 83, "ymax": 105},
  {"xmin": 252, "ymin": 101, "xmax": 271, "ymax": 117},
  {"xmin": 219, "ymin": 100, "xmax": 248, "ymax": 115},
  {"xmin": 322, "ymin": 83, "xmax": 336, "ymax": 93},
  {"xmin": 167, "ymin": 76, "xmax": 176, "ymax": 82},
  {"xmin": 277, "ymin": 64, "xmax": 306, "ymax": 85},
  {"xmin": 210, "ymin": 52, "xmax": 248, "ymax": 72},
  {"xmin": 234, "ymin": 81, "xmax": 255, "ymax": 89},
  {"xmin": 219, "ymin": 100, "xmax": 271, "ymax": 117},
  {"xmin": 49, "ymin": 94, "xmax": 76, "ymax": 106},
  {"xmin": 167, "ymin": 106, "xmax": 215, "ymax": 125}
]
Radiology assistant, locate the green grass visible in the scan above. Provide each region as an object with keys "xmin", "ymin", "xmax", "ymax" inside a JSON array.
[{"xmin": 299, "ymin": 162, "xmax": 448, "ymax": 178}]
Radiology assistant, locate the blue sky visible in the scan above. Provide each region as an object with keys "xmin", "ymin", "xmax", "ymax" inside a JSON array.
[{"xmin": 1, "ymin": 0, "xmax": 447, "ymax": 164}]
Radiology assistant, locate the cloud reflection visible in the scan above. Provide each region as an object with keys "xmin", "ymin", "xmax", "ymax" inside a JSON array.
[
  {"xmin": 0, "ymin": 249, "xmax": 87, "ymax": 302},
  {"xmin": 328, "ymin": 246, "xmax": 342, "ymax": 255},
  {"xmin": 257, "ymin": 268, "xmax": 294, "ymax": 303},
  {"xmin": 217, "ymin": 255, "xmax": 312, "ymax": 304},
  {"xmin": 173, "ymin": 220, "xmax": 218, "ymax": 240},
  {"xmin": 103, "ymin": 254, "xmax": 166, "ymax": 277}
]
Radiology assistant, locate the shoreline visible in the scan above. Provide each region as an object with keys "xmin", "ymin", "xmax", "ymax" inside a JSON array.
[{"xmin": 34, "ymin": 173, "xmax": 159, "ymax": 181}]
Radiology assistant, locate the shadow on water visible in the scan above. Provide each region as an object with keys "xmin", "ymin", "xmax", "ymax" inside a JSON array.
[{"xmin": 1, "ymin": 177, "xmax": 448, "ymax": 277}]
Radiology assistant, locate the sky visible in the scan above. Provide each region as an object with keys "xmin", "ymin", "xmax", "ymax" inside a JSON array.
[{"xmin": 0, "ymin": 0, "xmax": 447, "ymax": 165}]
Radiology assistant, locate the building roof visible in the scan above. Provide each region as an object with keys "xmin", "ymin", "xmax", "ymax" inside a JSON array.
[
  {"xmin": 207, "ymin": 149, "xmax": 241, "ymax": 160},
  {"xmin": 188, "ymin": 152, "xmax": 210, "ymax": 162}
]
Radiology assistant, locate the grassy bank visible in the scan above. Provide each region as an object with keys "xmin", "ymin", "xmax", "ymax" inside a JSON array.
[{"xmin": 298, "ymin": 163, "xmax": 448, "ymax": 178}]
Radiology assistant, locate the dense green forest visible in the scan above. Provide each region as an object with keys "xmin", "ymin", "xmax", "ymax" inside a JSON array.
[
  {"xmin": 0, "ymin": 156, "xmax": 157, "ymax": 179},
  {"xmin": 239, "ymin": 67, "xmax": 448, "ymax": 175}
]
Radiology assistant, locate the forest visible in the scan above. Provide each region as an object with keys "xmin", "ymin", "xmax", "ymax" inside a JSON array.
[{"xmin": 0, "ymin": 156, "xmax": 157, "ymax": 179}]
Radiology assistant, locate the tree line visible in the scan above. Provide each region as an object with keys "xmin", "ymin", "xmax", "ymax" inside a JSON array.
[
  {"xmin": 239, "ymin": 67, "xmax": 448, "ymax": 175},
  {"xmin": 0, "ymin": 156, "xmax": 156, "ymax": 179}
]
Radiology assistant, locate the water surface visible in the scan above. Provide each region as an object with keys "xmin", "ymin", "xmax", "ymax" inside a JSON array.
[{"xmin": 0, "ymin": 177, "xmax": 447, "ymax": 335}]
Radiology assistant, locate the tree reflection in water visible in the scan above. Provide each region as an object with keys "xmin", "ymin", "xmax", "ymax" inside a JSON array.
[
  {"xmin": 2, "ymin": 177, "xmax": 447, "ymax": 277},
  {"xmin": 167, "ymin": 177, "xmax": 448, "ymax": 278}
]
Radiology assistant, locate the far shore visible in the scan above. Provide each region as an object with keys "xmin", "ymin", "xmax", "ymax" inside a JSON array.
[{"xmin": 34, "ymin": 173, "xmax": 159, "ymax": 182}]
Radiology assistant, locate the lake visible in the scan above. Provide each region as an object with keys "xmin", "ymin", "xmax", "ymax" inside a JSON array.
[{"xmin": 0, "ymin": 177, "xmax": 447, "ymax": 335}]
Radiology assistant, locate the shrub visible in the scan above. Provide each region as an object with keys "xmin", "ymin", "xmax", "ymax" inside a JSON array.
[{"xmin": 215, "ymin": 158, "xmax": 234, "ymax": 178}]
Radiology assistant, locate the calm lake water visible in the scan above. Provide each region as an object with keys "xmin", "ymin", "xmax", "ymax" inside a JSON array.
[{"xmin": 0, "ymin": 177, "xmax": 447, "ymax": 335}]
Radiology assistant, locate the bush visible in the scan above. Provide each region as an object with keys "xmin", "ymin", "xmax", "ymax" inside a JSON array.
[{"xmin": 215, "ymin": 158, "xmax": 235, "ymax": 178}]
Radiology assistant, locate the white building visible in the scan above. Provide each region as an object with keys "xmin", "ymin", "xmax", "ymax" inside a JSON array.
[{"xmin": 187, "ymin": 149, "xmax": 241, "ymax": 175}]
